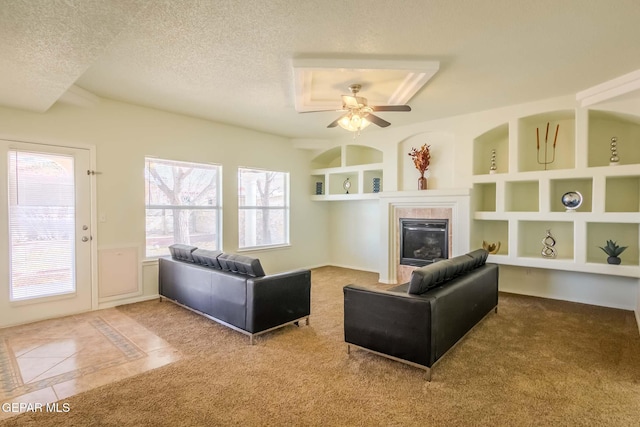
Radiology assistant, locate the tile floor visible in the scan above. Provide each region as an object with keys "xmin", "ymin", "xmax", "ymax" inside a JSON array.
[{"xmin": 0, "ymin": 308, "xmax": 180, "ymax": 420}]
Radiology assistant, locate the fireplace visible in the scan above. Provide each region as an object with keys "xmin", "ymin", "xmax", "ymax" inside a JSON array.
[{"xmin": 399, "ymin": 218, "xmax": 449, "ymax": 266}]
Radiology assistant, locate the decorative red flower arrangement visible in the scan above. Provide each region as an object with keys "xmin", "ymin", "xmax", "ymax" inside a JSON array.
[{"xmin": 408, "ymin": 144, "xmax": 431, "ymax": 177}]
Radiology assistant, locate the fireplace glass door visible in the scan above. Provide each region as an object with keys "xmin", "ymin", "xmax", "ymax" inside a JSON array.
[{"xmin": 400, "ymin": 219, "xmax": 449, "ymax": 266}]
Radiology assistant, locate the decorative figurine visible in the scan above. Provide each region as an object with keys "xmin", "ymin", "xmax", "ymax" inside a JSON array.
[
  {"xmin": 489, "ymin": 149, "xmax": 497, "ymax": 174},
  {"xmin": 372, "ymin": 177, "xmax": 381, "ymax": 193},
  {"xmin": 343, "ymin": 177, "xmax": 351, "ymax": 194},
  {"xmin": 541, "ymin": 229, "xmax": 557, "ymax": 258},
  {"xmin": 482, "ymin": 240, "xmax": 501, "ymax": 254},
  {"xmin": 609, "ymin": 136, "xmax": 620, "ymax": 166},
  {"xmin": 536, "ymin": 122, "xmax": 559, "ymax": 170}
]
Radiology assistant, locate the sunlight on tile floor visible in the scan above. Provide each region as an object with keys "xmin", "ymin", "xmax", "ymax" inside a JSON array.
[{"xmin": 0, "ymin": 308, "xmax": 180, "ymax": 420}]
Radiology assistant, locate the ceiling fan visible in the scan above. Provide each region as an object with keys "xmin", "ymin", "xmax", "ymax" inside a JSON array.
[{"xmin": 306, "ymin": 84, "xmax": 411, "ymax": 133}]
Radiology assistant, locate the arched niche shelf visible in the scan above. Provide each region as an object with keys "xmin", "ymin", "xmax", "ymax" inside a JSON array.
[
  {"xmin": 310, "ymin": 144, "xmax": 384, "ymax": 200},
  {"xmin": 517, "ymin": 109, "xmax": 575, "ymax": 172},
  {"xmin": 472, "ymin": 123, "xmax": 508, "ymax": 176}
]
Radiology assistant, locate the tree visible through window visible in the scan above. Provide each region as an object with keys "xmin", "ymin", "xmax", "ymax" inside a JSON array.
[
  {"xmin": 238, "ymin": 168, "xmax": 289, "ymax": 249},
  {"xmin": 145, "ymin": 158, "xmax": 221, "ymax": 257}
]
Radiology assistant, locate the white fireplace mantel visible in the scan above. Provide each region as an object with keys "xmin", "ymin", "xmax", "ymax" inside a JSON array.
[{"xmin": 378, "ymin": 189, "xmax": 471, "ymax": 284}]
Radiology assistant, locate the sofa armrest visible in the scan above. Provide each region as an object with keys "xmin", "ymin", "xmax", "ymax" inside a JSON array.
[
  {"xmin": 429, "ymin": 263, "xmax": 499, "ymax": 360},
  {"xmin": 245, "ymin": 270, "xmax": 311, "ymax": 333},
  {"xmin": 343, "ymin": 285, "xmax": 434, "ymax": 368}
]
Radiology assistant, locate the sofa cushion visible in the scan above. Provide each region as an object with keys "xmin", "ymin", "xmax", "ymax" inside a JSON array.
[
  {"xmin": 218, "ymin": 253, "xmax": 266, "ymax": 277},
  {"xmin": 168, "ymin": 244, "xmax": 198, "ymax": 262},
  {"xmin": 407, "ymin": 250, "xmax": 489, "ymax": 295},
  {"xmin": 466, "ymin": 249, "xmax": 489, "ymax": 268},
  {"xmin": 408, "ymin": 259, "xmax": 454, "ymax": 295},
  {"xmin": 192, "ymin": 249, "xmax": 223, "ymax": 269}
]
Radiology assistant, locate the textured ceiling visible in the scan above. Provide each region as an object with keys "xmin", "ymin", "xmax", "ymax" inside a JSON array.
[{"xmin": 2, "ymin": 0, "xmax": 640, "ymax": 139}]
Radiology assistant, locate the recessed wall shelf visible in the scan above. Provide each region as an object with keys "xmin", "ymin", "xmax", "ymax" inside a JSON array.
[
  {"xmin": 518, "ymin": 220, "xmax": 574, "ymax": 260},
  {"xmin": 473, "ymin": 124, "xmax": 509, "ymax": 175},
  {"xmin": 311, "ymin": 144, "xmax": 384, "ymax": 200},
  {"xmin": 472, "ymin": 183, "xmax": 496, "ymax": 212},
  {"xmin": 505, "ymin": 181, "xmax": 539, "ymax": 212},
  {"xmin": 587, "ymin": 110, "xmax": 640, "ymax": 167},
  {"xmin": 517, "ymin": 110, "xmax": 575, "ymax": 172},
  {"xmin": 550, "ymin": 178, "xmax": 592, "ymax": 212},
  {"xmin": 472, "ymin": 108, "xmax": 640, "ymax": 278},
  {"xmin": 605, "ymin": 175, "xmax": 640, "ymax": 212}
]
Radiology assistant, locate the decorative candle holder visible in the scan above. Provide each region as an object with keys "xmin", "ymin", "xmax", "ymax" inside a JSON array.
[{"xmin": 609, "ymin": 136, "xmax": 620, "ymax": 166}]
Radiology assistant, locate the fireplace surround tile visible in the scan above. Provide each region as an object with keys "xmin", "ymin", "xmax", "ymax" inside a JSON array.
[{"xmin": 378, "ymin": 189, "xmax": 471, "ymax": 285}]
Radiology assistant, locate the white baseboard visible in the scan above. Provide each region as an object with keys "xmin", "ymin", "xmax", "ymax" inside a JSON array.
[
  {"xmin": 301, "ymin": 263, "xmax": 332, "ymax": 271},
  {"xmin": 98, "ymin": 293, "xmax": 160, "ymax": 310},
  {"xmin": 323, "ymin": 263, "xmax": 379, "ymax": 274},
  {"xmin": 302, "ymin": 263, "xmax": 380, "ymax": 274}
]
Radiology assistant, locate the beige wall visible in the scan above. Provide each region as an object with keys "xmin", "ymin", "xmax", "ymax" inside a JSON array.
[{"xmin": 0, "ymin": 99, "xmax": 330, "ymax": 307}]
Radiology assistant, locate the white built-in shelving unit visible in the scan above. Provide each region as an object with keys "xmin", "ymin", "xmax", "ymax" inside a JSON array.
[
  {"xmin": 471, "ymin": 108, "xmax": 640, "ymax": 278},
  {"xmin": 310, "ymin": 144, "xmax": 384, "ymax": 201}
]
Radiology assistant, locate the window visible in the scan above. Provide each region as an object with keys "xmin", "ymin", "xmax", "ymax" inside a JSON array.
[
  {"xmin": 238, "ymin": 168, "xmax": 289, "ymax": 249},
  {"xmin": 145, "ymin": 158, "xmax": 221, "ymax": 257},
  {"xmin": 8, "ymin": 150, "xmax": 76, "ymax": 300}
]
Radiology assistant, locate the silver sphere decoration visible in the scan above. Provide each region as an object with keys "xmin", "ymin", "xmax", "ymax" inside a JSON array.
[
  {"xmin": 609, "ymin": 136, "xmax": 619, "ymax": 165},
  {"xmin": 489, "ymin": 149, "xmax": 497, "ymax": 174}
]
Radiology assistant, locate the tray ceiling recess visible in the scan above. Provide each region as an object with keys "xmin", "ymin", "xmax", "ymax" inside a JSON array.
[{"xmin": 292, "ymin": 58, "xmax": 440, "ymax": 113}]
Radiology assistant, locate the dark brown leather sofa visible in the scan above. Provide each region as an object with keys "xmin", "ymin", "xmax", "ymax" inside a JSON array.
[
  {"xmin": 159, "ymin": 244, "xmax": 311, "ymax": 344},
  {"xmin": 343, "ymin": 249, "xmax": 498, "ymax": 380}
]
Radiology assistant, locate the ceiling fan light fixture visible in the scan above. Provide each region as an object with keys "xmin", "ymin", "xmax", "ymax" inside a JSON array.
[{"xmin": 338, "ymin": 111, "xmax": 371, "ymax": 132}]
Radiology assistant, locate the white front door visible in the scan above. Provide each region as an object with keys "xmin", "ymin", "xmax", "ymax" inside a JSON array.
[{"xmin": 0, "ymin": 141, "xmax": 93, "ymax": 327}]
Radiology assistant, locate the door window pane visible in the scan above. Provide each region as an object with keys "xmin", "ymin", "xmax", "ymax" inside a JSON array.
[{"xmin": 8, "ymin": 151, "xmax": 75, "ymax": 301}]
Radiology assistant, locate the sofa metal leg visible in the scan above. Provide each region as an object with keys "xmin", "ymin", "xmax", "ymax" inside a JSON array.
[
  {"xmin": 250, "ymin": 335, "xmax": 255, "ymax": 345},
  {"xmin": 425, "ymin": 368, "xmax": 432, "ymax": 382},
  {"xmin": 495, "ymin": 306, "xmax": 498, "ymax": 314},
  {"xmin": 294, "ymin": 316, "xmax": 309, "ymax": 327},
  {"xmin": 347, "ymin": 344, "xmax": 351, "ymax": 355}
]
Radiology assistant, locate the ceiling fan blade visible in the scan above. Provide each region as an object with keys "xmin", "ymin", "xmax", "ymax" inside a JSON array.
[
  {"xmin": 372, "ymin": 105, "xmax": 411, "ymax": 112},
  {"xmin": 298, "ymin": 108, "xmax": 344, "ymax": 113},
  {"xmin": 364, "ymin": 113, "xmax": 391, "ymax": 128},
  {"xmin": 327, "ymin": 113, "xmax": 349, "ymax": 128}
]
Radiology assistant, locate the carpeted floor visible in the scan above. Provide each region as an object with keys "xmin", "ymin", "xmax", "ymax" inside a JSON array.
[{"xmin": 3, "ymin": 266, "xmax": 639, "ymax": 426}]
